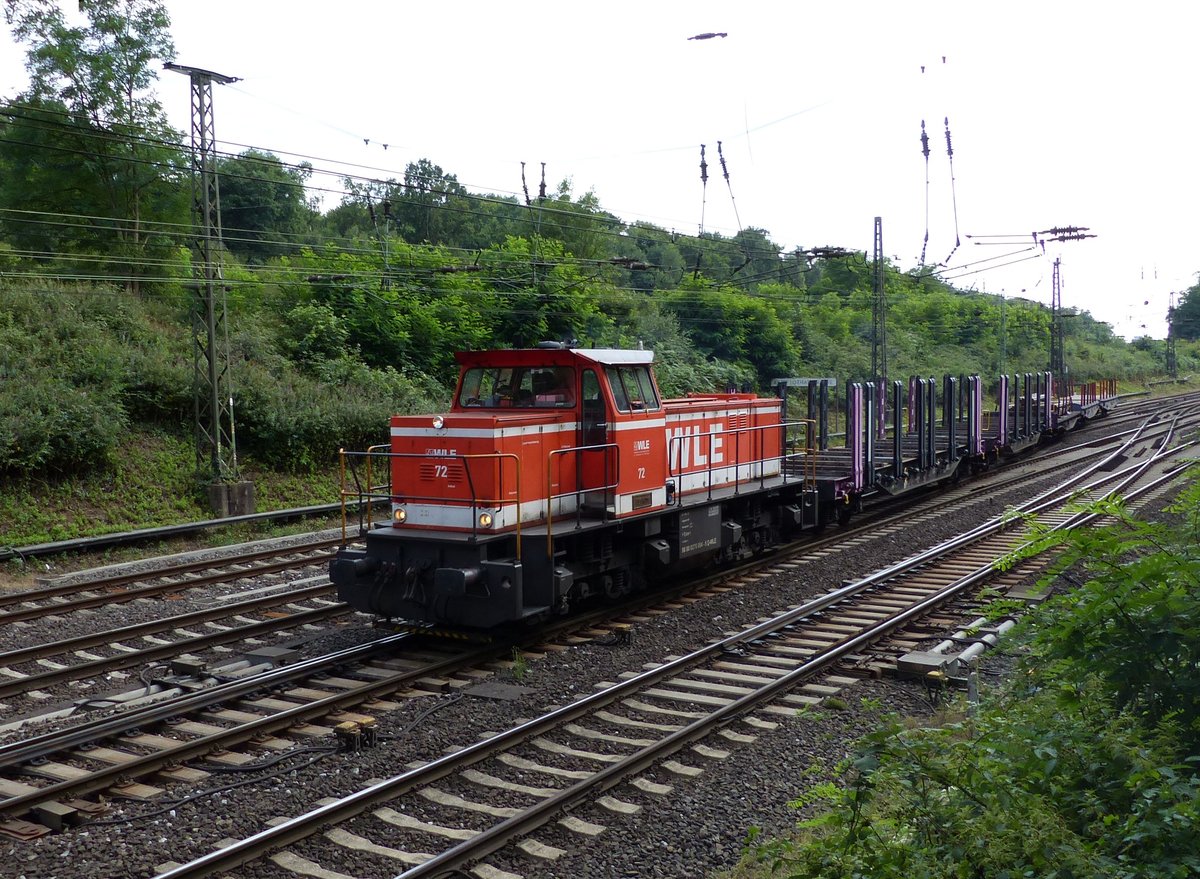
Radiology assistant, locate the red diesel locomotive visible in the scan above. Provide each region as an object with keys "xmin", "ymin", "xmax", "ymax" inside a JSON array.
[
  {"xmin": 330, "ymin": 343, "xmax": 821, "ymax": 629},
  {"xmin": 330, "ymin": 342, "xmax": 1094, "ymax": 630}
]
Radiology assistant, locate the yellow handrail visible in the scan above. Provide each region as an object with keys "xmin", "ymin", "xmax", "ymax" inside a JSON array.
[{"xmin": 338, "ymin": 448, "xmax": 346, "ymax": 542}]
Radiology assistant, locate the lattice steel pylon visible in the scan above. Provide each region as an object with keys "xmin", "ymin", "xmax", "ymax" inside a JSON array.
[
  {"xmin": 1049, "ymin": 257, "xmax": 1065, "ymax": 376},
  {"xmin": 165, "ymin": 63, "xmax": 242, "ymax": 483},
  {"xmin": 871, "ymin": 217, "xmax": 887, "ymax": 385}
]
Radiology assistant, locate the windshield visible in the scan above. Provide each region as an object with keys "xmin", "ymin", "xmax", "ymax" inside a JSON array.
[
  {"xmin": 458, "ymin": 366, "xmax": 576, "ymax": 409},
  {"xmin": 605, "ymin": 365, "xmax": 661, "ymax": 412}
]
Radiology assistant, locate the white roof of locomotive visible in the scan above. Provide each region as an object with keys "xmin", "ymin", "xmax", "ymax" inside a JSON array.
[{"xmin": 570, "ymin": 348, "xmax": 655, "ymax": 365}]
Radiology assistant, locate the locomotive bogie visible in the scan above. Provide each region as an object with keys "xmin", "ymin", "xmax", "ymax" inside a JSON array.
[{"xmin": 330, "ymin": 529, "xmax": 529, "ymax": 629}]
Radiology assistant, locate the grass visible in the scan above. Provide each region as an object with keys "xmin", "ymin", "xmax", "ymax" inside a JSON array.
[
  {"xmin": 0, "ymin": 427, "xmax": 343, "ymax": 585},
  {"xmin": 510, "ymin": 647, "xmax": 530, "ymax": 682}
]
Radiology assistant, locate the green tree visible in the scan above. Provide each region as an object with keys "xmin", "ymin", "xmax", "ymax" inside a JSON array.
[
  {"xmin": 395, "ymin": 158, "xmax": 470, "ymax": 246},
  {"xmin": 478, "ymin": 234, "xmax": 610, "ymax": 349},
  {"xmin": 1170, "ymin": 280, "xmax": 1200, "ymax": 341},
  {"xmin": 663, "ymin": 280, "xmax": 801, "ymax": 386},
  {"xmin": 522, "ymin": 179, "xmax": 622, "ymax": 263},
  {"xmin": 728, "ymin": 227, "xmax": 786, "ymax": 289},
  {"xmin": 0, "ymin": 97, "xmax": 113, "ymax": 255},
  {"xmin": 217, "ymin": 149, "xmax": 316, "ymax": 261},
  {"xmin": 2, "ymin": 0, "xmax": 184, "ymax": 293},
  {"xmin": 624, "ymin": 221, "xmax": 687, "ymax": 292}
]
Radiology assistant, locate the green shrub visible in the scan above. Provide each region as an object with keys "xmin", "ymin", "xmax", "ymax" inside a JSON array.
[
  {"xmin": 1017, "ymin": 480, "xmax": 1200, "ymax": 751},
  {"xmin": 280, "ymin": 302, "xmax": 352, "ymax": 365},
  {"xmin": 0, "ymin": 379, "xmax": 125, "ymax": 473},
  {"xmin": 233, "ymin": 354, "xmax": 441, "ymax": 472},
  {"xmin": 743, "ymin": 474, "xmax": 1200, "ymax": 879},
  {"xmin": 121, "ymin": 347, "xmax": 191, "ymax": 426},
  {"xmin": 0, "ymin": 284, "xmax": 204, "ymax": 473}
]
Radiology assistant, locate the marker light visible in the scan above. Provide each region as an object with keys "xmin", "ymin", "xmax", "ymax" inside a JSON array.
[
  {"xmin": 479, "ymin": 512, "xmax": 493, "ymax": 527},
  {"xmin": 393, "ymin": 508, "xmax": 407, "ymax": 524},
  {"xmin": 432, "ymin": 415, "xmax": 444, "ymax": 429}
]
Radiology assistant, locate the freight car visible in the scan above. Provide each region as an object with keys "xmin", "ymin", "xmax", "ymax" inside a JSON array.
[{"xmin": 330, "ymin": 343, "xmax": 1109, "ymax": 631}]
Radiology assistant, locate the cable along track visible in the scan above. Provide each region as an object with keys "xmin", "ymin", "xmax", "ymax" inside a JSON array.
[{"xmin": 150, "ymin": 418, "xmax": 1192, "ymax": 879}]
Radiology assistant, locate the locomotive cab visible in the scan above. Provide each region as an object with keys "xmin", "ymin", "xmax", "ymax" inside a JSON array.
[{"xmin": 437, "ymin": 346, "xmax": 669, "ymax": 523}]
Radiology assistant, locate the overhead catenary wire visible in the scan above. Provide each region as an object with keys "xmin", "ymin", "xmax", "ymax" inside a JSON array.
[
  {"xmin": 1, "ymin": 93, "xmax": 1048, "ymax": 301},
  {"xmin": 0, "ymin": 100, "xmax": 802, "ymax": 273},
  {"xmin": 1, "ymin": 227, "xmax": 1064, "ymax": 331},
  {"xmin": 0, "ymin": 104, "xmax": 642, "ymax": 245},
  {"xmin": 0, "ymin": 120, "xmax": 782, "ymax": 274},
  {"xmin": 930, "ymin": 246, "xmax": 1039, "ymax": 276},
  {"xmin": 11, "ymin": 195, "xmax": 1026, "ymax": 314},
  {"xmin": 716, "ymin": 140, "xmax": 752, "ymax": 276},
  {"xmin": 717, "ymin": 141, "xmax": 741, "ymax": 232},
  {"xmin": 5, "ymin": 86, "xmax": 1006, "ymax": 303},
  {"xmin": 692, "ymin": 144, "xmax": 710, "ymax": 280},
  {"xmin": 2, "ymin": 242, "xmax": 1051, "ymax": 340},
  {"xmin": 0, "ymin": 207, "xmax": 811, "ymax": 298},
  {"xmin": 939, "ymin": 252, "xmax": 1044, "ymax": 282}
]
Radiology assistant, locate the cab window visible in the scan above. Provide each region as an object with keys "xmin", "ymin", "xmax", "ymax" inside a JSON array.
[
  {"xmin": 459, "ymin": 366, "xmax": 576, "ymax": 408},
  {"xmin": 605, "ymin": 365, "xmax": 660, "ymax": 412}
]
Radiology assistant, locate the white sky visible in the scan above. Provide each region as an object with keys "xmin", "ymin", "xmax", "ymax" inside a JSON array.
[{"xmin": 3, "ymin": 2, "xmax": 1197, "ymax": 339}]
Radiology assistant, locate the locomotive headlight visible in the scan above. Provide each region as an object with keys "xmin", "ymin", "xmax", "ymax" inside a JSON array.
[
  {"xmin": 432, "ymin": 415, "xmax": 444, "ymax": 430},
  {"xmin": 479, "ymin": 512, "xmax": 493, "ymax": 527},
  {"xmin": 393, "ymin": 508, "xmax": 407, "ymax": 524}
]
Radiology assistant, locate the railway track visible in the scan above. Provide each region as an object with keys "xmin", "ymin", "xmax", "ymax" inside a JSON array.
[
  {"xmin": 116, "ymin": 422, "xmax": 1195, "ymax": 877},
  {"xmin": 0, "ymin": 399, "xmax": 1194, "ymax": 876},
  {"xmin": 0, "ymin": 413, "xmax": 1148, "ymax": 726},
  {"xmin": 0, "ymin": 580, "xmax": 350, "ymax": 704},
  {"xmin": 0, "ymin": 410, "xmax": 1193, "ymax": 843},
  {"xmin": 0, "ymin": 535, "xmax": 341, "ymax": 620}
]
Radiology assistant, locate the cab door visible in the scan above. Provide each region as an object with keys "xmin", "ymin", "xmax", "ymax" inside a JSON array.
[{"xmin": 578, "ymin": 368, "xmax": 614, "ymax": 510}]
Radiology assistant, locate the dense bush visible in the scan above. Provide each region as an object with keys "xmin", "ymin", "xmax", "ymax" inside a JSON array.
[
  {"xmin": 0, "ymin": 284, "xmax": 447, "ymax": 477},
  {"xmin": 749, "ymin": 686, "xmax": 1199, "ymax": 878},
  {"xmin": 0, "ymin": 285, "xmax": 142, "ymax": 473},
  {"xmin": 231, "ymin": 322, "xmax": 445, "ymax": 472},
  {"xmin": 0, "ymin": 379, "xmax": 126, "ymax": 473},
  {"xmin": 120, "ymin": 346, "xmax": 192, "ymax": 426},
  {"xmin": 1019, "ymin": 489, "xmax": 1200, "ymax": 751},
  {"xmin": 603, "ymin": 306, "xmax": 755, "ymax": 397},
  {"xmin": 742, "ymin": 476, "xmax": 1200, "ymax": 879}
]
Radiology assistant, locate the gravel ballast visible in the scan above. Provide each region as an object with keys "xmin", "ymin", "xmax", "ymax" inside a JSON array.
[{"xmin": 0, "ymin": 441, "xmax": 1169, "ymax": 879}]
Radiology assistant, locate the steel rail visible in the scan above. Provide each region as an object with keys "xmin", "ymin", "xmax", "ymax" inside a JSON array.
[
  {"xmin": 0, "ymin": 635, "xmax": 511, "ymax": 818},
  {"xmin": 1, "ymin": 502, "xmax": 369, "ymax": 562},
  {"xmin": 0, "ymin": 582, "xmax": 342, "ymax": 700},
  {"xmin": 0, "ymin": 536, "xmax": 342, "ymax": 611},
  {"xmin": 153, "ymin": 422, "xmax": 1184, "ymax": 879},
  {"xmin": 0, "ymin": 549, "xmax": 337, "ymax": 626},
  {"xmin": 391, "ymin": 422, "xmax": 1197, "ymax": 879},
  {"xmin": 0, "ymin": 628, "xmax": 411, "ymax": 770}
]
